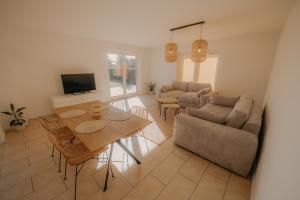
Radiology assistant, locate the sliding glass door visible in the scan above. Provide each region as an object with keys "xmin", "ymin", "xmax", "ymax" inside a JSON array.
[{"xmin": 107, "ymin": 53, "xmax": 137, "ymax": 98}]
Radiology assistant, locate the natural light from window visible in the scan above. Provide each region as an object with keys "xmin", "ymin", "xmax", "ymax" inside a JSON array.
[
  {"xmin": 181, "ymin": 55, "xmax": 218, "ymax": 88},
  {"xmin": 182, "ymin": 58, "xmax": 195, "ymax": 82},
  {"xmin": 198, "ymin": 56, "xmax": 218, "ymax": 88}
]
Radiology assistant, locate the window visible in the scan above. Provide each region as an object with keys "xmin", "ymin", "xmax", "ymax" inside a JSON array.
[
  {"xmin": 107, "ymin": 53, "xmax": 137, "ymax": 98},
  {"xmin": 178, "ymin": 55, "xmax": 218, "ymax": 88}
]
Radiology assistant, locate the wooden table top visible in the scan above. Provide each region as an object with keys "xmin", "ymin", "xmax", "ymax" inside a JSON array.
[
  {"xmin": 157, "ymin": 97, "xmax": 178, "ymax": 104},
  {"xmin": 55, "ymin": 101, "xmax": 152, "ymax": 152}
]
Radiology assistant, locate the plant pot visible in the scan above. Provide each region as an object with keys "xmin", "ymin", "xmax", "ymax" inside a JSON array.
[{"xmin": 11, "ymin": 124, "xmax": 25, "ymax": 132}]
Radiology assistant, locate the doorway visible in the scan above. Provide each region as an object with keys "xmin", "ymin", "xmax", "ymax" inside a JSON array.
[{"xmin": 107, "ymin": 53, "xmax": 137, "ymax": 98}]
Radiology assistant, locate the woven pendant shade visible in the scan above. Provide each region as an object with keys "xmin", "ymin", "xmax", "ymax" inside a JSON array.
[
  {"xmin": 165, "ymin": 43, "xmax": 177, "ymax": 62},
  {"xmin": 191, "ymin": 39, "xmax": 208, "ymax": 63}
]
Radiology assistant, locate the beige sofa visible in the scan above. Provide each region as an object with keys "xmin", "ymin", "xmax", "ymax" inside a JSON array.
[
  {"xmin": 173, "ymin": 95, "xmax": 262, "ymax": 177},
  {"xmin": 156, "ymin": 81, "xmax": 212, "ymax": 108}
]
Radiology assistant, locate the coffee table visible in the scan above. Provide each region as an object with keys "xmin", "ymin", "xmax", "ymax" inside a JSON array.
[
  {"xmin": 157, "ymin": 97, "xmax": 178, "ymax": 115},
  {"xmin": 162, "ymin": 103, "xmax": 180, "ymax": 120}
]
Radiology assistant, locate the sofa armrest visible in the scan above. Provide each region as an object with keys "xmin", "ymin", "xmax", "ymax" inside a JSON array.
[
  {"xmin": 156, "ymin": 84, "xmax": 174, "ymax": 99},
  {"xmin": 156, "ymin": 87, "xmax": 163, "ymax": 99},
  {"xmin": 199, "ymin": 91, "xmax": 213, "ymax": 107},
  {"xmin": 173, "ymin": 113, "xmax": 258, "ymax": 177}
]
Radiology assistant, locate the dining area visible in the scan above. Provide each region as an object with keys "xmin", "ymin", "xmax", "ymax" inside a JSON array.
[{"xmin": 41, "ymin": 100, "xmax": 151, "ymax": 200}]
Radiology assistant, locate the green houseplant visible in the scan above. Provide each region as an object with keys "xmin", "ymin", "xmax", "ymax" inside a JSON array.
[
  {"xmin": 147, "ymin": 82, "xmax": 156, "ymax": 94},
  {"xmin": 1, "ymin": 103, "xmax": 26, "ymax": 131}
]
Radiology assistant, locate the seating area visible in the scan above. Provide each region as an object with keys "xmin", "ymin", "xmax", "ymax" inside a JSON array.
[
  {"xmin": 157, "ymin": 81, "xmax": 212, "ymax": 108},
  {"xmin": 173, "ymin": 94, "xmax": 261, "ymax": 177}
]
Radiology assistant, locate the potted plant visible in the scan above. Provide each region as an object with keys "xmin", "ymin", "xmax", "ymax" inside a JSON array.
[
  {"xmin": 1, "ymin": 104, "xmax": 26, "ymax": 131},
  {"xmin": 147, "ymin": 82, "xmax": 156, "ymax": 94}
]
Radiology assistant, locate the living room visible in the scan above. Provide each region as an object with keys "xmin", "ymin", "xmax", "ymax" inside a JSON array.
[{"xmin": 0, "ymin": 0, "xmax": 299, "ymax": 200}]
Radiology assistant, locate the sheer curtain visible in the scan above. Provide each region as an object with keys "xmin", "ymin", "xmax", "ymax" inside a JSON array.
[{"xmin": 176, "ymin": 54, "xmax": 218, "ymax": 89}]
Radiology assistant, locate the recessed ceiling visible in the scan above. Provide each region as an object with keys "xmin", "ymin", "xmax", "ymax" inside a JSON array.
[{"xmin": 0, "ymin": 0, "xmax": 295, "ymax": 47}]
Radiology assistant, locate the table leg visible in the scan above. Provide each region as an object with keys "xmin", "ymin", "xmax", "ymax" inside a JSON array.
[
  {"xmin": 164, "ymin": 108, "xmax": 167, "ymax": 121},
  {"xmin": 116, "ymin": 139, "xmax": 141, "ymax": 164},
  {"xmin": 159, "ymin": 102, "xmax": 162, "ymax": 115},
  {"xmin": 103, "ymin": 143, "xmax": 114, "ymax": 192}
]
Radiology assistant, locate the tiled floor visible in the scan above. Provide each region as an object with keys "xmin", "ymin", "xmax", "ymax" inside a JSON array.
[{"xmin": 0, "ymin": 95, "xmax": 251, "ymax": 200}]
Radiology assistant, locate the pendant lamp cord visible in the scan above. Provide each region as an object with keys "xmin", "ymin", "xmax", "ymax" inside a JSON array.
[
  {"xmin": 171, "ymin": 31, "xmax": 173, "ymax": 43},
  {"xmin": 200, "ymin": 24, "xmax": 203, "ymax": 40}
]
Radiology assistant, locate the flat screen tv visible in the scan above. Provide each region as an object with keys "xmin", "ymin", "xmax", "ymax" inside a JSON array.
[{"xmin": 61, "ymin": 73, "xmax": 96, "ymax": 94}]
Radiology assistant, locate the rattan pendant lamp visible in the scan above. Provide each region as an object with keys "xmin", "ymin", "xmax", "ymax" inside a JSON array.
[
  {"xmin": 165, "ymin": 31, "xmax": 177, "ymax": 62},
  {"xmin": 165, "ymin": 21, "xmax": 207, "ymax": 63},
  {"xmin": 191, "ymin": 23, "xmax": 208, "ymax": 63}
]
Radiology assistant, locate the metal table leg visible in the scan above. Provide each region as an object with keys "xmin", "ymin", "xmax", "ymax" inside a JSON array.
[
  {"xmin": 116, "ymin": 139, "xmax": 141, "ymax": 164},
  {"xmin": 103, "ymin": 139, "xmax": 142, "ymax": 192},
  {"xmin": 103, "ymin": 143, "xmax": 114, "ymax": 192}
]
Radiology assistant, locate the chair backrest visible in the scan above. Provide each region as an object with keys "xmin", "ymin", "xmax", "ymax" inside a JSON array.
[
  {"xmin": 111, "ymin": 100, "xmax": 126, "ymax": 111},
  {"xmin": 40, "ymin": 117, "xmax": 65, "ymax": 131},
  {"xmin": 130, "ymin": 106, "xmax": 148, "ymax": 120}
]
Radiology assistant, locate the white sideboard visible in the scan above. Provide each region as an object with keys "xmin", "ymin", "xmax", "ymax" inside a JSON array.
[{"xmin": 51, "ymin": 91, "xmax": 107, "ymax": 108}]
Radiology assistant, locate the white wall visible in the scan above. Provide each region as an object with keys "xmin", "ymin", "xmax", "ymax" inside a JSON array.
[
  {"xmin": 0, "ymin": 25, "xmax": 150, "ymax": 124},
  {"xmin": 150, "ymin": 31, "xmax": 279, "ymax": 105},
  {"xmin": 251, "ymin": 1, "xmax": 300, "ymax": 200}
]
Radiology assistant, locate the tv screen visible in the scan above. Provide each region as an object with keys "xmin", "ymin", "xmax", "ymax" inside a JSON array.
[{"xmin": 61, "ymin": 73, "xmax": 96, "ymax": 94}]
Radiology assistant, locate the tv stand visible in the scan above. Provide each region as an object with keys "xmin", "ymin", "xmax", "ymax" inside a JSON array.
[{"xmin": 51, "ymin": 91, "xmax": 107, "ymax": 108}]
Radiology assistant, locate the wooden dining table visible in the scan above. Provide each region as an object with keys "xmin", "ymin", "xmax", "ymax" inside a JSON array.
[{"xmin": 55, "ymin": 100, "xmax": 152, "ymax": 191}]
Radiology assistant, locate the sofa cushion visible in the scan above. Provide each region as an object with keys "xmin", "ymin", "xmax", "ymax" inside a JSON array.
[
  {"xmin": 162, "ymin": 85, "xmax": 174, "ymax": 92},
  {"xmin": 161, "ymin": 90, "xmax": 185, "ymax": 98},
  {"xmin": 242, "ymin": 104, "xmax": 262, "ymax": 135},
  {"xmin": 188, "ymin": 82, "xmax": 211, "ymax": 92},
  {"xmin": 178, "ymin": 92, "xmax": 200, "ymax": 104},
  {"xmin": 197, "ymin": 87, "xmax": 211, "ymax": 97},
  {"xmin": 173, "ymin": 81, "xmax": 189, "ymax": 91},
  {"xmin": 210, "ymin": 95, "xmax": 240, "ymax": 107},
  {"xmin": 187, "ymin": 104, "xmax": 232, "ymax": 124},
  {"xmin": 225, "ymin": 96, "xmax": 253, "ymax": 128}
]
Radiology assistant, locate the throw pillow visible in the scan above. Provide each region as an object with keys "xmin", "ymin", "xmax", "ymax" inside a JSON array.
[{"xmin": 225, "ymin": 97, "xmax": 253, "ymax": 128}]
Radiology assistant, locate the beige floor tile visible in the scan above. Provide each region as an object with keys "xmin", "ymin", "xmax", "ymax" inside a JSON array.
[
  {"xmin": 172, "ymin": 146, "xmax": 193, "ymax": 161},
  {"xmin": 0, "ymin": 179, "xmax": 33, "ymax": 200},
  {"xmin": 223, "ymin": 174, "xmax": 251, "ymax": 200},
  {"xmin": 2, "ymin": 143, "xmax": 26, "ymax": 156},
  {"xmin": 1, "ymin": 158, "xmax": 29, "ymax": 177},
  {"xmin": 32, "ymin": 166, "xmax": 61, "ymax": 190},
  {"xmin": 89, "ymin": 175, "xmax": 132, "ymax": 200},
  {"xmin": 152, "ymin": 154, "xmax": 184, "ymax": 185},
  {"xmin": 206, "ymin": 163, "xmax": 231, "ymax": 182},
  {"xmin": 54, "ymin": 176, "xmax": 99, "ymax": 200},
  {"xmin": 156, "ymin": 174, "xmax": 196, "ymax": 200},
  {"xmin": 24, "ymin": 178, "xmax": 66, "ymax": 200},
  {"xmin": 179, "ymin": 155, "xmax": 209, "ymax": 183},
  {"xmin": 25, "ymin": 136, "xmax": 48, "ymax": 149},
  {"xmin": 122, "ymin": 155, "xmax": 160, "ymax": 186},
  {"xmin": 150, "ymin": 140, "xmax": 175, "ymax": 161},
  {"xmin": 92, "ymin": 163, "xmax": 119, "ymax": 188},
  {"xmin": 28, "ymin": 148, "xmax": 51, "ymax": 165},
  {"xmin": 190, "ymin": 173, "xmax": 227, "ymax": 200},
  {"xmin": 23, "ymin": 127, "xmax": 45, "ymax": 141},
  {"xmin": 123, "ymin": 175, "xmax": 164, "ymax": 200},
  {"xmin": 0, "ymin": 158, "xmax": 55, "ymax": 191},
  {"xmin": 2, "ymin": 144, "xmax": 49, "ymax": 166},
  {"xmin": 4, "ymin": 132, "xmax": 25, "ymax": 145}
]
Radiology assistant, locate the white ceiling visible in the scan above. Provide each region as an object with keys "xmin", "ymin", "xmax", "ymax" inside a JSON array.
[{"xmin": 0, "ymin": 0, "xmax": 295, "ymax": 47}]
